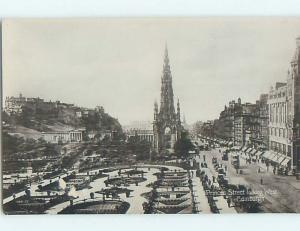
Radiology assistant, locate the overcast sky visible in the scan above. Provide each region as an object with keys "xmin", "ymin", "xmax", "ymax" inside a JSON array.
[{"xmin": 2, "ymin": 18, "xmax": 300, "ymax": 125}]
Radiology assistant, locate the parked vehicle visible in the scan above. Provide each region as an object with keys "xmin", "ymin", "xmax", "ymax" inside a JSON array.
[
  {"xmin": 217, "ymin": 168, "xmax": 226, "ymax": 175},
  {"xmin": 222, "ymin": 152, "xmax": 228, "ymax": 161},
  {"xmin": 217, "ymin": 174, "xmax": 228, "ymax": 187},
  {"xmin": 212, "ymin": 157, "xmax": 218, "ymax": 164},
  {"xmin": 231, "ymin": 155, "xmax": 240, "ymax": 169}
]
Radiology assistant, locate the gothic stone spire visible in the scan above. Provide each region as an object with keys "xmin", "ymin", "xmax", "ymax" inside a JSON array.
[
  {"xmin": 153, "ymin": 45, "xmax": 182, "ymax": 153},
  {"xmin": 160, "ymin": 44, "xmax": 175, "ymax": 120}
]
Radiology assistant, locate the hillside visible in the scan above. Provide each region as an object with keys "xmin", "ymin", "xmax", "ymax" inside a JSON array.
[{"xmin": 2, "ymin": 104, "xmax": 123, "ymax": 135}]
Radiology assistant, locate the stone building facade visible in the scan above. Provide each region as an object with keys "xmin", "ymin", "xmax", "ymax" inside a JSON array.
[
  {"xmin": 213, "ymin": 96, "xmax": 268, "ymax": 149},
  {"xmin": 42, "ymin": 129, "xmax": 84, "ymax": 143},
  {"xmin": 268, "ymin": 82, "xmax": 290, "ymax": 156},
  {"xmin": 256, "ymin": 94, "xmax": 269, "ymax": 149},
  {"xmin": 268, "ymin": 38, "xmax": 300, "ymax": 171},
  {"xmin": 126, "ymin": 129, "xmax": 154, "ymax": 143},
  {"xmin": 4, "ymin": 94, "xmax": 27, "ymax": 114}
]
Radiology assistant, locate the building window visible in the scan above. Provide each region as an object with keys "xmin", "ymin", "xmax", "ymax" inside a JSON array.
[
  {"xmin": 271, "ymin": 141, "xmax": 275, "ymax": 151},
  {"xmin": 271, "ymin": 128, "xmax": 273, "ymax": 136},
  {"xmin": 288, "ymin": 146, "xmax": 292, "ymax": 157},
  {"xmin": 279, "ymin": 143, "xmax": 282, "ymax": 152},
  {"xmin": 283, "ymin": 144, "xmax": 286, "ymax": 154}
]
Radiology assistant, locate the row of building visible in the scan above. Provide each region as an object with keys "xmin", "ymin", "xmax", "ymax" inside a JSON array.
[
  {"xmin": 213, "ymin": 95, "xmax": 269, "ymax": 149},
  {"xmin": 200, "ymin": 38, "xmax": 300, "ymax": 172},
  {"xmin": 5, "ymin": 94, "xmax": 76, "ymax": 115},
  {"xmin": 4, "ymin": 94, "xmax": 106, "ymax": 122}
]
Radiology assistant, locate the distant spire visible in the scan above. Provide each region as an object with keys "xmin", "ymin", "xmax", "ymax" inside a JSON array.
[
  {"xmin": 177, "ymin": 98, "xmax": 181, "ymax": 121},
  {"xmin": 292, "ymin": 37, "xmax": 300, "ymax": 64},
  {"xmin": 165, "ymin": 42, "xmax": 168, "ymax": 55},
  {"xmin": 154, "ymin": 100, "xmax": 158, "ymax": 112},
  {"xmin": 154, "ymin": 100, "xmax": 158, "ymax": 120},
  {"xmin": 164, "ymin": 43, "xmax": 170, "ymax": 68}
]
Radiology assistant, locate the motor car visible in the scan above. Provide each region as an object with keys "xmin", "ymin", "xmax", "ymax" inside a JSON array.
[
  {"xmin": 214, "ymin": 163, "xmax": 220, "ymax": 170},
  {"xmin": 217, "ymin": 168, "xmax": 225, "ymax": 175},
  {"xmin": 217, "ymin": 174, "xmax": 229, "ymax": 186},
  {"xmin": 212, "ymin": 157, "xmax": 218, "ymax": 164},
  {"xmin": 222, "ymin": 153, "xmax": 228, "ymax": 161}
]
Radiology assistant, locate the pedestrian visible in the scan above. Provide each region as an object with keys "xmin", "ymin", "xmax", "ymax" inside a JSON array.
[
  {"xmin": 227, "ymin": 198, "xmax": 231, "ymax": 208},
  {"xmin": 258, "ymin": 167, "xmax": 261, "ymax": 173},
  {"xmin": 260, "ymin": 177, "xmax": 263, "ymax": 185},
  {"xmin": 205, "ymin": 175, "xmax": 208, "ymax": 182},
  {"xmin": 225, "ymin": 165, "xmax": 227, "ymax": 171},
  {"xmin": 285, "ymin": 168, "xmax": 288, "ymax": 175}
]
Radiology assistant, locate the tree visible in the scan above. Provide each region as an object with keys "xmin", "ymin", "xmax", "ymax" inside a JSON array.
[
  {"xmin": 127, "ymin": 137, "xmax": 151, "ymax": 161},
  {"xmin": 174, "ymin": 131, "xmax": 194, "ymax": 159}
]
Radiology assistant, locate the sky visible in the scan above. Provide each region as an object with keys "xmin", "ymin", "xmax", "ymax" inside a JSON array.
[{"xmin": 2, "ymin": 18, "xmax": 300, "ymax": 125}]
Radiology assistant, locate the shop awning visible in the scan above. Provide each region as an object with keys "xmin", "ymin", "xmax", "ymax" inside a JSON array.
[
  {"xmin": 276, "ymin": 154, "xmax": 286, "ymax": 164},
  {"xmin": 250, "ymin": 149, "xmax": 258, "ymax": 155},
  {"xmin": 269, "ymin": 153, "xmax": 279, "ymax": 162},
  {"xmin": 232, "ymin": 146, "xmax": 241, "ymax": 150},
  {"xmin": 246, "ymin": 148, "xmax": 253, "ymax": 154},
  {"xmin": 255, "ymin": 151, "xmax": 264, "ymax": 157},
  {"xmin": 262, "ymin": 151, "xmax": 273, "ymax": 159},
  {"xmin": 242, "ymin": 146, "xmax": 249, "ymax": 152},
  {"xmin": 281, "ymin": 157, "xmax": 292, "ymax": 166},
  {"xmin": 250, "ymin": 148, "xmax": 256, "ymax": 153}
]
